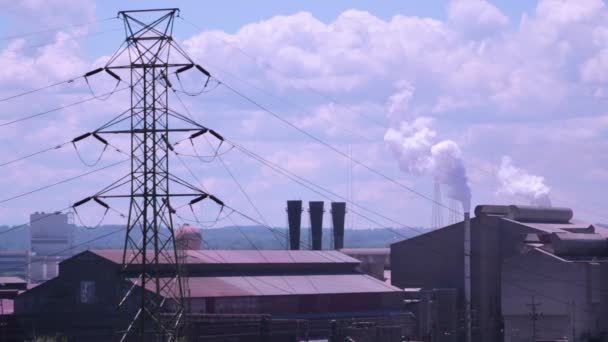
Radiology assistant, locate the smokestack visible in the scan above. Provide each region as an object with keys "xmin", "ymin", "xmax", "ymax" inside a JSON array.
[
  {"xmin": 308, "ymin": 201, "xmax": 324, "ymax": 250},
  {"xmin": 286, "ymin": 200, "xmax": 303, "ymax": 250},
  {"xmin": 331, "ymin": 202, "xmax": 346, "ymax": 250},
  {"xmin": 464, "ymin": 212, "xmax": 472, "ymax": 342}
]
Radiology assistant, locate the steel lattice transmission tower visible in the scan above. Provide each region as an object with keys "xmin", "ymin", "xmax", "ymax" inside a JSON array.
[{"xmin": 90, "ymin": 8, "xmax": 219, "ymax": 341}]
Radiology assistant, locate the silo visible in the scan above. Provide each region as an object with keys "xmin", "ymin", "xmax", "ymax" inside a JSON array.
[
  {"xmin": 331, "ymin": 202, "xmax": 346, "ymax": 250},
  {"xmin": 309, "ymin": 201, "xmax": 324, "ymax": 250},
  {"xmin": 286, "ymin": 200, "xmax": 303, "ymax": 250}
]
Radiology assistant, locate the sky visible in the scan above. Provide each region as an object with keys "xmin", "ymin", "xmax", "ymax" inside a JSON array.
[{"xmin": 0, "ymin": 0, "xmax": 607, "ymax": 231}]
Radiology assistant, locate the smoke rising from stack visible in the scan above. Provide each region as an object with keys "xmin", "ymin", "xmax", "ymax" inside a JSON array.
[
  {"xmin": 497, "ymin": 156, "xmax": 551, "ymax": 207},
  {"xmin": 384, "ymin": 117, "xmax": 471, "ymax": 212}
]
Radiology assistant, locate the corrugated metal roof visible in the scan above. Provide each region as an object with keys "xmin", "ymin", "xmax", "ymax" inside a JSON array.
[
  {"xmin": 90, "ymin": 249, "xmax": 359, "ymax": 265},
  {"xmin": 0, "ymin": 298, "xmax": 13, "ymax": 315},
  {"xmin": 0, "ymin": 276, "xmax": 26, "ymax": 284},
  {"xmin": 340, "ymin": 248, "xmax": 390, "ymax": 255},
  {"xmin": 500, "ymin": 218, "xmax": 601, "ymax": 236},
  {"xmin": 134, "ymin": 274, "xmax": 402, "ymax": 298}
]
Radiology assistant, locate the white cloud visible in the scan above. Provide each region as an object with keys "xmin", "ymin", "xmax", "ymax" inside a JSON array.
[
  {"xmin": 3, "ymin": 1, "xmax": 608, "ymax": 227},
  {"xmin": 448, "ymin": 0, "xmax": 509, "ymax": 38}
]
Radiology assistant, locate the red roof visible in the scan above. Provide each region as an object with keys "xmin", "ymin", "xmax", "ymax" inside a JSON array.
[
  {"xmin": 132, "ymin": 274, "xmax": 402, "ymax": 298},
  {"xmin": 89, "ymin": 249, "xmax": 359, "ymax": 265},
  {"xmin": 0, "ymin": 299, "xmax": 13, "ymax": 315}
]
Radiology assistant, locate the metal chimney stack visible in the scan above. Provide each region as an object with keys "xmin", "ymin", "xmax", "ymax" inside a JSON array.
[
  {"xmin": 308, "ymin": 201, "xmax": 324, "ymax": 250},
  {"xmin": 286, "ymin": 200, "xmax": 303, "ymax": 250},
  {"xmin": 331, "ymin": 202, "xmax": 346, "ymax": 250}
]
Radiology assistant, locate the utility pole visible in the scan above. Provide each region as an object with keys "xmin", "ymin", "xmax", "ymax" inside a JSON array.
[
  {"xmin": 526, "ymin": 296, "xmax": 542, "ymax": 342},
  {"xmin": 80, "ymin": 8, "xmax": 223, "ymax": 341},
  {"xmin": 571, "ymin": 301, "xmax": 576, "ymax": 342}
]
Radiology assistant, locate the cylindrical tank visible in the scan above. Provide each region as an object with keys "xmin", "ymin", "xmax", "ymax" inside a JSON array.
[
  {"xmin": 175, "ymin": 224, "xmax": 203, "ymax": 250},
  {"xmin": 507, "ymin": 205, "xmax": 573, "ymax": 223}
]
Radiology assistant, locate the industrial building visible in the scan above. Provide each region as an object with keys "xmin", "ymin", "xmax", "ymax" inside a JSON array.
[
  {"xmin": 29, "ymin": 212, "xmax": 75, "ymax": 283},
  {"xmin": 14, "ymin": 249, "xmax": 412, "ymax": 341},
  {"xmin": 0, "ymin": 251, "xmax": 30, "ymax": 280},
  {"xmin": 340, "ymin": 248, "xmax": 390, "ymax": 281},
  {"xmin": 391, "ymin": 204, "xmax": 608, "ymax": 342}
]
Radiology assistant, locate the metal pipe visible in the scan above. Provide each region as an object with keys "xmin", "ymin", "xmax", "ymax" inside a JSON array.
[{"xmin": 464, "ymin": 212, "xmax": 472, "ymax": 342}]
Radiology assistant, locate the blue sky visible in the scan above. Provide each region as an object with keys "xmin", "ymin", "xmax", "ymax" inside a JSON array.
[{"xmin": 1, "ymin": 0, "xmax": 608, "ymax": 230}]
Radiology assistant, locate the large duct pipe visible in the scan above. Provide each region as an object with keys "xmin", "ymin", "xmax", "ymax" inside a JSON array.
[
  {"xmin": 286, "ymin": 200, "xmax": 303, "ymax": 250},
  {"xmin": 464, "ymin": 212, "xmax": 472, "ymax": 342},
  {"xmin": 309, "ymin": 201, "xmax": 324, "ymax": 250},
  {"xmin": 331, "ymin": 202, "xmax": 346, "ymax": 250}
]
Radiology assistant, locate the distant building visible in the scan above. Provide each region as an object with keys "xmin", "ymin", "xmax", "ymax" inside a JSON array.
[
  {"xmin": 15, "ymin": 249, "xmax": 413, "ymax": 341},
  {"xmin": 29, "ymin": 212, "xmax": 75, "ymax": 283},
  {"xmin": 0, "ymin": 251, "xmax": 30, "ymax": 281},
  {"xmin": 391, "ymin": 205, "xmax": 608, "ymax": 342},
  {"xmin": 340, "ymin": 248, "xmax": 390, "ymax": 281}
]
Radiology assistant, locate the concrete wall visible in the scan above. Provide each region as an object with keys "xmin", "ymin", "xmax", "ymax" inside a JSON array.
[
  {"xmin": 390, "ymin": 215, "xmax": 538, "ymax": 342},
  {"xmin": 502, "ymin": 249, "xmax": 606, "ymax": 342}
]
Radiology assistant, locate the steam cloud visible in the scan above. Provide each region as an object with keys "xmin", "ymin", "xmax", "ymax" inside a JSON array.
[
  {"xmin": 384, "ymin": 117, "xmax": 471, "ymax": 212},
  {"xmin": 497, "ymin": 156, "xmax": 551, "ymax": 207}
]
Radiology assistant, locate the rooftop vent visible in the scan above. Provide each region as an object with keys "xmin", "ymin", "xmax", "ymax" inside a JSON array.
[
  {"xmin": 550, "ymin": 233, "xmax": 608, "ymax": 256},
  {"xmin": 507, "ymin": 205, "xmax": 573, "ymax": 223},
  {"xmin": 474, "ymin": 205, "xmax": 510, "ymax": 217}
]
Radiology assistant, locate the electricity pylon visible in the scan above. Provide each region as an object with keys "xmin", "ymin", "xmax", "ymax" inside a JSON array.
[{"xmin": 81, "ymin": 9, "xmax": 222, "ymax": 341}]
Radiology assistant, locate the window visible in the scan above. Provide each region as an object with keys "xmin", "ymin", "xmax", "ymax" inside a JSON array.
[{"xmin": 80, "ymin": 281, "xmax": 95, "ymax": 304}]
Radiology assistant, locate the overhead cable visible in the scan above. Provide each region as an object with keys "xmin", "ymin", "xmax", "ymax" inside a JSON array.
[
  {"xmin": 0, "ymin": 159, "xmax": 128, "ymax": 205},
  {"xmin": 0, "ymin": 85, "xmax": 130, "ymax": 128}
]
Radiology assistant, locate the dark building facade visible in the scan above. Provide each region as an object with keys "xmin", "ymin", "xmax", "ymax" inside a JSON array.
[
  {"xmin": 391, "ymin": 205, "xmax": 608, "ymax": 342},
  {"xmin": 16, "ymin": 249, "xmax": 410, "ymax": 341}
]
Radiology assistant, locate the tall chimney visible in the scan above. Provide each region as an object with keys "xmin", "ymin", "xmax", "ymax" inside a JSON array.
[
  {"xmin": 331, "ymin": 202, "xmax": 346, "ymax": 250},
  {"xmin": 308, "ymin": 201, "xmax": 324, "ymax": 250},
  {"xmin": 286, "ymin": 200, "xmax": 303, "ymax": 250},
  {"xmin": 464, "ymin": 212, "xmax": 472, "ymax": 342}
]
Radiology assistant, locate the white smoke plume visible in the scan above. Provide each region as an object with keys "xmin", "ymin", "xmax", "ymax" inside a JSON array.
[
  {"xmin": 384, "ymin": 117, "xmax": 472, "ymax": 212},
  {"xmin": 497, "ymin": 156, "xmax": 551, "ymax": 207}
]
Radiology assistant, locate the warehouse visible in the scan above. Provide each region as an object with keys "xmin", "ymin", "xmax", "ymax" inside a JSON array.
[
  {"xmin": 391, "ymin": 204, "xmax": 608, "ymax": 342},
  {"xmin": 15, "ymin": 249, "xmax": 411, "ymax": 341}
]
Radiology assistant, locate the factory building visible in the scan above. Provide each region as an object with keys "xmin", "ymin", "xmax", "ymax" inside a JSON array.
[
  {"xmin": 340, "ymin": 248, "xmax": 390, "ymax": 281},
  {"xmin": 29, "ymin": 212, "xmax": 75, "ymax": 283},
  {"xmin": 391, "ymin": 204, "xmax": 608, "ymax": 342},
  {"xmin": 15, "ymin": 249, "xmax": 412, "ymax": 341},
  {"xmin": 0, "ymin": 251, "xmax": 30, "ymax": 281}
]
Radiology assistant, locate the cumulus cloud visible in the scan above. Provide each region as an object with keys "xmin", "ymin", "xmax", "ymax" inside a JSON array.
[
  {"xmin": 3, "ymin": 0, "xmax": 608, "ymax": 225},
  {"xmin": 180, "ymin": 0, "xmax": 608, "ymax": 121},
  {"xmin": 0, "ymin": 0, "xmax": 96, "ymax": 29},
  {"xmin": 448, "ymin": 0, "xmax": 509, "ymax": 38},
  {"xmin": 497, "ymin": 156, "xmax": 551, "ymax": 207}
]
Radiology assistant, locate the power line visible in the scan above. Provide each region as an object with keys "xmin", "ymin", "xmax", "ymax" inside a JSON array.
[
  {"xmin": 0, "ymin": 17, "xmax": 117, "ymax": 42},
  {"xmin": 178, "ymin": 15, "xmax": 388, "ymax": 131},
  {"xmin": 17, "ymin": 27, "xmax": 122, "ymax": 52},
  {"xmin": 0, "ymin": 86, "xmax": 130, "ymax": 128},
  {"xmin": 0, "ymin": 207, "xmax": 72, "ymax": 236},
  {"xmin": 0, "ymin": 141, "xmax": 70, "ymax": 168},
  {"xmin": 0, "ymin": 78, "xmax": 82, "ymax": 103},
  {"xmin": 0, "ymin": 159, "xmax": 128, "ymax": 205},
  {"xmin": 218, "ymin": 79, "xmax": 460, "ymax": 215}
]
